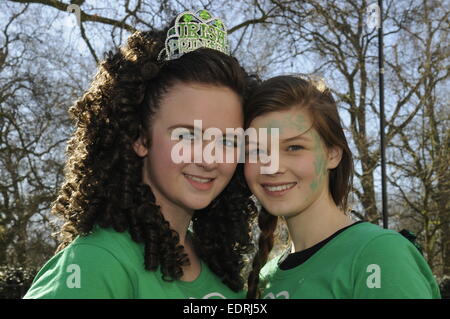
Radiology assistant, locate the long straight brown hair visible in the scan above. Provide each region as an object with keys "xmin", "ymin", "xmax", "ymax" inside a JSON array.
[{"xmin": 245, "ymin": 75, "xmax": 354, "ymax": 298}]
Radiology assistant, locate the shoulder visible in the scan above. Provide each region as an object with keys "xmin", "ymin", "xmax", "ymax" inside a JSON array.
[
  {"xmin": 64, "ymin": 226, "xmax": 146, "ymax": 274},
  {"xmin": 346, "ymin": 222, "xmax": 428, "ymax": 275},
  {"xmin": 344, "ymin": 221, "xmax": 398, "ymax": 241},
  {"xmin": 348, "ymin": 223, "xmax": 441, "ymax": 298},
  {"xmin": 24, "ymin": 227, "xmax": 142, "ymax": 299},
  {"xmin": 332, "ymin": 222, "xmax": 410, "ymax": 254},
  {"xmin": 347, "ymin": 222, "xmax": 422, "ymax": 259},
  {"xmin": 73, "ymin": 226, "xmax": 144, "ymax": 261}
]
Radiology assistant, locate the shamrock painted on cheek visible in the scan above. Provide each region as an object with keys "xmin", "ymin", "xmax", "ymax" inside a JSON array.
[{"xmin": 310, "ymin": 131, "xmax": 327, "ymax": 192}]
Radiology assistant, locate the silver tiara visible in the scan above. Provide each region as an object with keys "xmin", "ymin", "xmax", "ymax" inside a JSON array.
[{"xmin": 158, "ymin": 9, "xmax": 230, "ymax": 61}]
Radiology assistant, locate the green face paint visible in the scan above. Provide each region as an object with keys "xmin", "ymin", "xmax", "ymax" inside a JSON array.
[
  {"xmin": 291, "ymin": 114, "xmax": 307, "ymax": 132},
  {"xmin": 261, "ymin": 114, "xmax": 309, "ymax": 135},
  {"xmin": 310, "ymin": 131, "xmax": 327, "ymax": 192},
  {"xmin": 263, "ymin": 118, "xmax": 286, "ymax": 134}
]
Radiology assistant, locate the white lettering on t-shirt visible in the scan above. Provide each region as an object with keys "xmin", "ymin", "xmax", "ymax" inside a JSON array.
[
  {"xmin": 66, "ymin": 264, "xmax": 81, "ymax": 288},
  {"xmin": 189, "ymin": 292, "xmax": 227, "ymax": 299},
  {"xmin": 366, "ymin": 264, "xmax": 381, "ymax": 288},
  {"xmin": 263, "ymin": 290, "xmax": 290, "ymax": 299}
]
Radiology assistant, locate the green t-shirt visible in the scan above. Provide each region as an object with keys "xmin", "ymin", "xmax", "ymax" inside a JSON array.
[
  {"xmin": 24, "ymin": 226, "xmax": 245, "ymax": 299},
  {"xmin": 260, "ymin": 222, "xmax": 441, "ymax": 299}
]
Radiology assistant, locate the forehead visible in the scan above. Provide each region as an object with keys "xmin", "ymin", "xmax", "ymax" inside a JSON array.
[
  {"xmin": 156, "ymin": 82, "xmax": 243, "ymax": 130},
  {"xmin": 249, "ymin": 107, "xmax": 313, "ymax": 138}
]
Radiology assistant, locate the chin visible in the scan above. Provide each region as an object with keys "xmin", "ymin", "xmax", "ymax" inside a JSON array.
[
  {"xmin": 261, "ymin": 202, "xmax": 300, "ymax": 218},
  {"xmin": 186, "ymin": 199, "xmax": 214, "ymax": 211}
]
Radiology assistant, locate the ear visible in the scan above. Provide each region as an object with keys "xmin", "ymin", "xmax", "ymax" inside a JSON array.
[
  {"xmin": 326, "ymin": 146, "xmax": 343, "ymax": 170},
  {"xmin": 133, "ymin": 136, "xmax": 149, "ymax": 157}
]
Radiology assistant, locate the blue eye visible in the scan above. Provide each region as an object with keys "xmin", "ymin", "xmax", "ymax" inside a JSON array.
[{"xmin": 287, "ymin": 145, "xmax": 303, "ymax": 151}]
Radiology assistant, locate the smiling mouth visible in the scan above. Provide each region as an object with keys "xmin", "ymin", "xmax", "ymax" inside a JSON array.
[
  {"xmin": 183, "ymin": 174, "xmax": 215, "ymax": 183},
  {"xmin": 183, "ymin": 173, "xmax": 216, "ymax": 191},
  {"xmin": 261, "ymin": 182, "xmax": 297, "ymax": 195}
]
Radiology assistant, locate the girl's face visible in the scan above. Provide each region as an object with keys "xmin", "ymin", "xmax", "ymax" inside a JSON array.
[
  {"xmin": 244, "ymin": 107, "xmax": 341, "ymax": 218},
  {"xmin": 134, "ymin": 82, "xmax": 243, "ymax": 214}
]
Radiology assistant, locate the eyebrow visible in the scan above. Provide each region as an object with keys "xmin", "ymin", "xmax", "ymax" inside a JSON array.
[
  {"xmin": 281, "ymin": 133, "xmax": 311, "ymax": 143},
  {"xmin": 282, "ymin": 125, "xmax": 314, "ymax": 143},
  {"xmin": 167, "ymin": 124, "xmax": 201, "ymax": 132},
  {"xmin": 245, "ymin": 131, "xmax": 312, "ymax": 146},
  {"xmin": 167, "ymin": 125, "xmax": 237, "ymax": 137}
]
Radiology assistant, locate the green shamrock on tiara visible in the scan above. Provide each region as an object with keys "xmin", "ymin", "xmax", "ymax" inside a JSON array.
[
  {"xmin": 159, "ymin": 9, "xmax": 229, "ymax": 61},
  {"xmin": 182, "ymin": 14, "xmax": 194, "ymax": 22},
  {"xmin": 199, "ymin": 10, "xmax": 211, "ymax": 20}
]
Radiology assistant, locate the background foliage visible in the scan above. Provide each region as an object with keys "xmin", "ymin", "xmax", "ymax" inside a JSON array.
[{"xmin": 0, "ymin": 0, "xmax": 448, "ymax": 298}]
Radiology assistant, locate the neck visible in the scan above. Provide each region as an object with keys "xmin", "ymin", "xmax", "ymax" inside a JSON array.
[{"xmin": 285, "ymin": 191, "xmax": 353, "ymax": 253}]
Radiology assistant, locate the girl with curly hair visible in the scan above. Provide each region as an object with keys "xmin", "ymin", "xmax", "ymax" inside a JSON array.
[
  {"xmin": 24, "ymin": 11, "xmax": 257, "ymax": 299},
  {"xmin": 244, "ymin": 75, "xmax": 441, "ymax": 299}
]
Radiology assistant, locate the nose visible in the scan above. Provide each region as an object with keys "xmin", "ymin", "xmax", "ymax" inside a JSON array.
[
  {"xmin": 261, "ymin": 160, "xmax": 286, "ymax": 177},
  {"xmin": 196, "ymin": 161, "xmax": 219, "ymax": 171},
  {"xmin": 192, "ymin": 139, "xmax": 222, "ymax": 171},
  {"xmin": 266, "ymin": 170, "xmax": 285, "ymax": 177}
]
